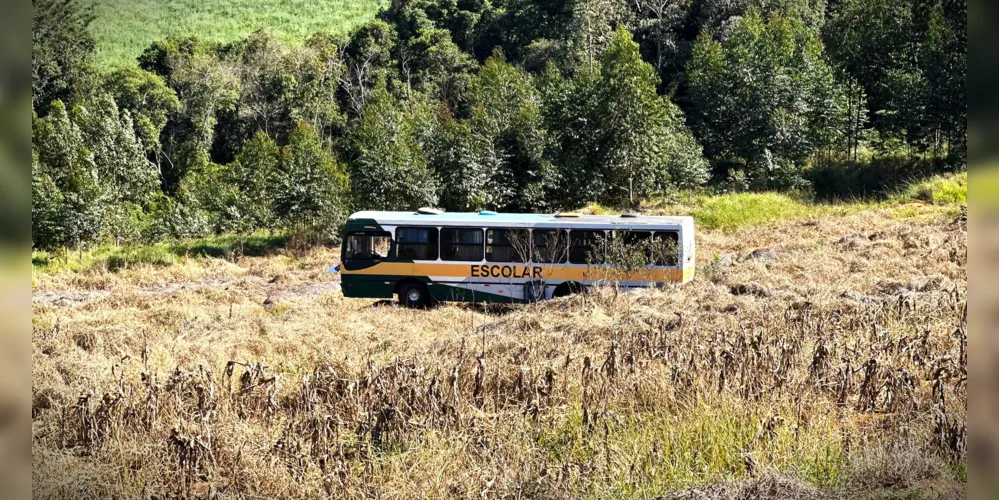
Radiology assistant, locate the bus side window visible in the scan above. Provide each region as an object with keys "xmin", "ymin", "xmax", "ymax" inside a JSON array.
[
  {"xmin": 610, "ymin": 231, "xmax": 653, "ymax": 266},
  {"xmin": 345, "ymin": 232, "xmax": 391, "ymax": 261},
  {"xmin": 569, "ymin": 230, "xmax": 605, "ymax": 264},
  {"xmin": 652, "ymin": 231, "xmax": 680, "ymax": 266},
  {"xmin": 397, "ymin": 227, "xmax": 439, "ymax": 260},
  {"xmin": 441, "ymin": 228, "xmax": 484, "ymax": 261},
  {"xmin": 486, "ymin": 229, "xmax": 530, "ymax": 263},
  {"xmin": 622, "ymin": 230, "xmax": 652, "ymax": 247},
  {"xmin": 533, "ymin": 229, "xmax": 568, "ymax": 263}
]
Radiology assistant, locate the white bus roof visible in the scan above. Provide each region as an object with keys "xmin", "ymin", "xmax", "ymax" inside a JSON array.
[{"xmin": 347, "ymin": 210, "xmax": 693, "ymax": 229}]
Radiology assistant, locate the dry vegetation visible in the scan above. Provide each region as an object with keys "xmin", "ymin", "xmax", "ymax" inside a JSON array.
[{"xmin": 31, "ymin": 204, "xmax": 967, "ymax": 499}]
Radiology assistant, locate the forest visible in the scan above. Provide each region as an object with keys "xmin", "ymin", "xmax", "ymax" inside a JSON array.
[{"xmin": 31, "ymin": 0, "xmax": 967, "ymax": 249}]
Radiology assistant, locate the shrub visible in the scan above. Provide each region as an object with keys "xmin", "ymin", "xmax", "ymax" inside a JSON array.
[
  {"xmin": 805, "ymin": 157, "xmax": 950, "ymax": 201},
  {"xmin": 898, "ymin": 172, "xmax": 967, "ymax": 205}
]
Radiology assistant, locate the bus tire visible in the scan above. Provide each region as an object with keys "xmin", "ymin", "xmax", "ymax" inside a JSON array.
[
  {"xmin": 552, "ymin": 282, "xmax": 584, "ymax": 298},
  {"xmin": 398, "ymin": 281, "xmax": 429, "ymax": 308}
]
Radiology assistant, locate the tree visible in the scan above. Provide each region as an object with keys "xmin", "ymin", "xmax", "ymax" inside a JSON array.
[
  {"xmin": 294, "ymin": 32, "xmax": 349, "ymax": 143},
  {"xmin": 233, "ymin": 30, "xmax": 297, "ymax": 139},
  {"xmin": 823, "ymin": 0, "xmax": 915, "ymax": 155},
  {"xmin": 692, "ymin": 0, "xmax": 827, "ymax": 34},
  {"xmin": 464, "ymin": 52, "xmax": 554, "ymax": 210},
  {"xmin": 230, "ymin": 131, "xmax": 281, "ymax": 227},
  {"xmin": 32, "ymin": 101, "xmax": 107, "ymax": 248},
  {"xmin": 570, "ymin": 0, "xmax": 628, "ymax": 74},
  {"xmin": 137, "ymin": 36, "xmax": 238, "ymax": 182},
  {"xmin": 400, "ymin": 27, "xmax": 477, "ymax": 108},
  {"xmin": 378, "ymin": 0, "xmax": 495, "ymax": 58},
  {"xmin": 545, "ymin": 28, "xmax": 707, "ymax": 206},
  {"xmin": 686, "ymin": 9, "xmax": 847, "ymax": 187},
  {"xmin": 480, "ymin": 0, "xmax": 575, "ymax": 65},
  {"xmin": 419, "ymin": 104, "xmax": 499, "ymax": 211},
  {"xmin": 174, "ymin": 161, "xmax": 244, "ymax": 234},
  {"xmin": 351, "ymin": 83, "xmax": 438, "ymax": 210},
  {"xmin": 920, "ymin": 0, "xmax": 966, "ymax": 163},
  {"xmin": 597, "ymin": 27, "xmax": 707, "ymax": 197},
  {"xmin": 823, "ymin": 0, "xmax": 965, "ymax": 163},
  {"xmin": 102, "ymin": 67, "xmax": 181, "ymax": 156},
  {"xmin": 629, "ymin": 0, "xmax": 692, "ymax": 84},
  {"xmin": 77, "ymin": 93, "xmax": 160, "ymax": 205},
  {"xmin": 160, "ymin": 51, "xmax": 241, "ymax": 190},
  {"xmin": 341, "ymin": 21, "xmax": 398, "ymax": 115},
  {"xmin": 137, "ymin": 36, "xmax": 213, "ymax": 84},
  {"xmin": 273, "ymin": 123, "xmax": 351, "ymax": 235},
  {"xmin": 32, "ymin": 150, "xmax": 70, "ymax": 248},
  {"xmin": 538, "ymin": 63, "xmax": 599, "ymax": 206},
  {"xmin": 32, "ymin": 0, "xmax": 95, "ymax": 111}
]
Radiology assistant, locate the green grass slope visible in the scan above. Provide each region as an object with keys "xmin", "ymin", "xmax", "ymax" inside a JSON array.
[{"xmin": 87, "ymin": 0, "xmax": 387, "ymax": 69}]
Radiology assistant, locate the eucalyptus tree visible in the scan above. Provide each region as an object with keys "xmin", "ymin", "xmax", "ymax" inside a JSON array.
[
  {"xmin": 545, "ymin": 28, "xmax": 707, "ymax": 207},
  {"xmin": 823, "ymin": 0, "xmax": 966, "ymax": 161},
  {"xmin": 273, "ymin": 123, "xmax": 351, "ymax": 234},
  {"xmin": 32, "ymin": 101, "xmax": 107, "ymax": 248},
  {"xmin": 686, "ymin": 8, "xmax": 848, "ymax": 188},
  {"xmin": 400, "ymin": 27, "xmax": 477, "ymax": 108},
  {"xmin": 465, "ymin": 52, "xmax": 553, "ymax": 211},
  {"xmin": 102, "ymin": 67, "xmax": 181, "ymax": 158},
  {"xmin": 350, "ymin": 82, "xmax": 438, "ymax": 210},
  {"xmin": 341, "ymin": 21, "xmax": 399, "ymax": 116}
]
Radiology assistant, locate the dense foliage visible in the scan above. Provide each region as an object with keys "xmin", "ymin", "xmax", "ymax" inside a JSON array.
[{"xmin": 31, "ymin": 0, "xmax": 966, "ymax": 249}]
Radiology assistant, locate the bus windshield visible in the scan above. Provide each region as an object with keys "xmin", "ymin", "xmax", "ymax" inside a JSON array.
[{"xmin": 344, "ymin": 232, "xmax": 391, "ymax": 261}]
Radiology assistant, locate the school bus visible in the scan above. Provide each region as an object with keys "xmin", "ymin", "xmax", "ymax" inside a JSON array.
[{"xmin": 330, "ymin": 209, "xmax": 695, "ymax": 307}]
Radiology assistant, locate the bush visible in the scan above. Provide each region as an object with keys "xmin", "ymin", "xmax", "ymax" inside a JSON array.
[
  {"xmin": 897, "ymin": 172, "xmax": 967, "ymax": 205},
  {"xmin": 31, "ymin": 231, "xmax": 291, "ymax": 273},
  {"xmin": 805, "ymin": 157, "xmax": 953, "ymax": 201}
]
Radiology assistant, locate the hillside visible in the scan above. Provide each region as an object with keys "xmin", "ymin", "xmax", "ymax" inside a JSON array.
[
  {"xmin": 86, "ymin": 0, "xmax": 386, "ymax": 68},
  {"xmin": 31, "ymin": 201, "xmax": 967, "ymax": 498}
]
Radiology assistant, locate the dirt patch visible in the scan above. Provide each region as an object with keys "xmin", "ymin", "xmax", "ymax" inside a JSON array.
[
  {"xmin": 835, "ymin": 233, "xmax": 870, "ymax": 251},
  {"xmin": 744, "ymin": 246, "xmax": 784, "ymax": 262},
  {"xmin": 34, "ymin": 275, "xmax": 342, "ymax": 307},
  {"xmin": 663, "ymin": 474, "xmax": 825, "ymax": 500},
  {"xmin": 729, "ymin": 282, "xmax": 771, "ymax": 298},
  {"xmin": 273, "ymin": 281, "xmax": 342, "ymax": 300},
  {"xmin": 137, "ymin": 278, "xmax": 242, "ymax": 294},
  {"xmin": 31, "ymin": 290, "xmax": 111, "ymax": 307}
]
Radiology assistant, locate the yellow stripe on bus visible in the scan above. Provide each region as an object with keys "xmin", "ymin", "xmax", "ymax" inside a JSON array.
[{"xmin": 342, "ymin": 262, "xmax": 692, "ymax": 283}]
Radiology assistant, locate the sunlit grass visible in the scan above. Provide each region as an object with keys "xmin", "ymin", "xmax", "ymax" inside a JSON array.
[
  {"xmin": 86, "ymin": 0, "xmax": 387, "ymax": 69},
  {"xmin": 638, "ymin": 191, "xmax": 864, "ymax": 231},
  {"xmin": 31, "ymin": 231, "xmax": 290, "ymax": 274},
  {"xmin": 636, "ymin": 173, "xmax": 967, "ymax": 231},
  {"xmin": 537, "ymin": 401, "xmax": 846, "ymax": 497},
  {"xmin": 893, "ymin": 172, "xmax": 967, "ymax": 205},
  {"xmin": 971, "ymin": 165, "xmax": 999, "ymax": 209}
]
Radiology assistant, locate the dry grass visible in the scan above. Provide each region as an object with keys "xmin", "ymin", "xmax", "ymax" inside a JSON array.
[{"xmin": 31, "ymin": 205, "xmax": 967, "ymax": 498}]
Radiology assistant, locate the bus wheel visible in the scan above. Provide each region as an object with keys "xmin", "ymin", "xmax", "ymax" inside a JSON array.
[
  {"xmin": 398, "ymin": 282, "xmax": 429, "ymax": 308},
  {"xmin": 552, "ymin": 282, "xmax": 584, "ymax": 298}
]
